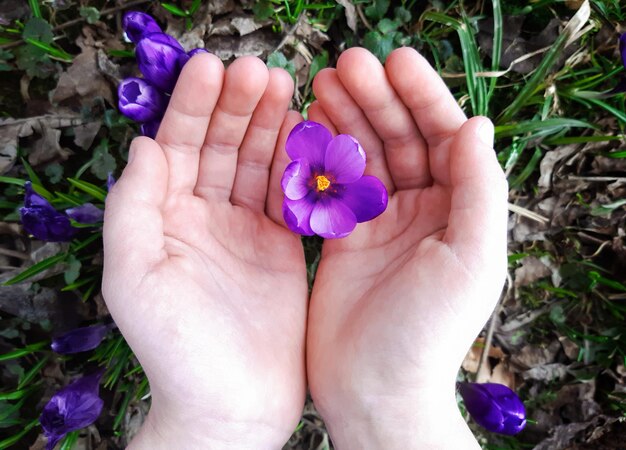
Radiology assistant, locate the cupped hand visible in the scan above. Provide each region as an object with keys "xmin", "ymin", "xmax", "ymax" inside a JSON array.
[
  {"xmin": 305, "ymin": 47, "xmax": 508, "ymax": 448},
  {"xmin": 103, "ymin": 54, "xmax": 307, "ymax": 449}
]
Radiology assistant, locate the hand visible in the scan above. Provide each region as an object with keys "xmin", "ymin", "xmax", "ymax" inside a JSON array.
[
  {"xmin": 305, "ymin": 47, "xmax": 508, "ymax": 449},
  {"xmin": 103, "ymin": 54, "xmax": 307, "ymax": 449}
]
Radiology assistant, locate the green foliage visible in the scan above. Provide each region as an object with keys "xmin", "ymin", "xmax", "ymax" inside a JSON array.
[
  {"xmin": 267, "ymin": 51, "xmax": 296, "ymax": 80},
  {"xmin": 79, "ymin": 7, "xmax": 101, "ymax": 24}
]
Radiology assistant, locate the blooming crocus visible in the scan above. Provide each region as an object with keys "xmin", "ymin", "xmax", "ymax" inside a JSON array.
[
  {"xmin": 51, "ymin": 323, "xmax": 115, "ymax": 354},
  {"xmin": 188, "ymin": 48, "xmax": 209, "ymax": 57},
  {"xmin": 118, "ymin": 77, "xmax": 167, "ymax": 123},
  {"xmin": 20, "ymin": 182, "xmax": 75, "ymax": 242},
  {"xmin": 122, "ymin": 11, "xmax": 161, "ymax": 44},
  {"xmin": 65, "ymin": 203, "xmax": 104, "ymax": 224},
  {"xmin": 281, "ymin": 121, "xmax": 387, "ymax": 238},
  {"xmin": 140, "ymin": 119, "xmax": 161, "ymax": 139},
  {"xmin": 457, "ymin": 382, "xmax": 526, "ymax": 435},
  {"xmin": 136, "ymin": 32, "xmax": 189, "ymax": 93},
  {"xmin": 40, "ymin": 370, "xmax": 105, "ymax": 450}
]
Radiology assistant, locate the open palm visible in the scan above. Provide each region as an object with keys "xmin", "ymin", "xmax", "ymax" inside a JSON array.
[
  {"xmin": 103, "ymin": 54, "xmax": 307, "ymax": 447},
  {"xmin": 304, "ymin": 48, "xmax": 509, "ymax": 444}
]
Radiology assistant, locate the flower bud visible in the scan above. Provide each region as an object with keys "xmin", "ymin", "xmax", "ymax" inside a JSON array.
[
  {"xmin": 118, "ymin": 77, "xmax": 167, "ymax": 123},
  {"xmin": 122, "ymin": 11, "xmax": 161, "ymax": 44},
  {"xmin": 136, "ymin": 32, "xmax": 189, "ymax": 93},
  {"xmin": 140, "ymin": 120, "xmax": 161, "ymax": 139},
  {"xmin": 457, "ymin": 382, "xmax": 526, "ymax": 435},
  {"xmin": 20, "ymin": 182, "xmax": 75, "ymax": 242},
  {"xmin": 65, "ymin": 203, "xmax": 104, "ymax": 224},
  {"xmin": 51, "ymin": 324, "xmax": 114, "ymax": 354}
]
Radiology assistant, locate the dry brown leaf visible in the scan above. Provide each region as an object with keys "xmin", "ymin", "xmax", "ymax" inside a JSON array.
[{"xmin": 335, "ymin": 0, "xmax": 358, "ymax": 32}]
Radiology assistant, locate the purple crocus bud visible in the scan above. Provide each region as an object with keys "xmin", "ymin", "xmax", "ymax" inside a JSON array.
[
  {"xmin": 188, "ymin": 48, "xmax": 208, "ymax": 57},
  {"xmin": 136, "ymin": 32, "xmax": 189, "ymax": 93},
  {"xmin": 40, "ymin": 370, "xmax": 105, "ymax": 450},
  {"xmin": 140, "ymin": 120, "xmax": 161, "ymax": 139},
  {"xmin": 281, "ymin": 121, "xmax": 388, "ymax": 238},
  {"xmin": 118, "ymin": 77, "xmax": 167, "ymax": 123},
  {"xmin": 51, "ymin": 323, "xmax": 115, "ymax": 354},
  {"xmin": 65, "ymin": 203, "xmax": 104, "ymax": 224},
  {"xmin": 20, "ymin": 182, "xmax": 75, "ymax": 242},
  {"xmin": 122, "ymin": 11, "xmax": 162, "ymax": 44},
  {"xmin": 457, "ymin": 382, "xmax": 526, "ymax": 435}
]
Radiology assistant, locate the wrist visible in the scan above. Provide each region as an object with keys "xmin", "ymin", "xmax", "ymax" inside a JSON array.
[
  {"xmin": 317, "ymin": 383, "xmax": 479, "ymax": 450},
  {"xmin": 129, "ymin": 398, "xmax": 290, "ymax": 450}
]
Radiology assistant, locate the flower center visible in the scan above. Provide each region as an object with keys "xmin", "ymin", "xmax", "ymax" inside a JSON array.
[{"xmin": 316, "ymin": 175, "xmax": 331, "ymax": 192}]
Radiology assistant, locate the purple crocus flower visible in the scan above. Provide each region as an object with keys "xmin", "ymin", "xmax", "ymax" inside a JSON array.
[
  {"xmin": 20, "ymin": 182, "xmax": 75, "ymax": 242},
  {"xmin": 118, "ymin": 77, "xmax": 167, "ymax": 123},
  {"xmin": 51, "ymin": 323, "xmax": 115, "ymax": 354},
  {"xmin": 457, "ymin": 382, "xmax": 526, "ymax": 435},
  {"xmin": 140, "ymin": 119, "xmax": 161, "ymax": 139},
  {"xmin": 620, "ymin": 33, "xmax": 626, "ymax": 69},
  {"xmin": 122, "ymin": 11, "xmax": 162, "ymax": 44},
  {"xmin": 65, "ymin": 203, "xmax": 104, "ymax": 224},
  {"xmin": 40, "ymin": 370, "xmax": 105, "ymax": 450},
  {"xmin": 188, "ymin": 48, "xmax": 209, "ymax": 57},
  {"xmin": 106, "ymin": 173, "xmax": 116, "ymax": 191},
  {"xmin": 136, "ymin": 32, "xmax": 189, "ymax": 93},
  {"xmin": 281, "ymin": 121, "xmax": 388, "ymax": 238}
]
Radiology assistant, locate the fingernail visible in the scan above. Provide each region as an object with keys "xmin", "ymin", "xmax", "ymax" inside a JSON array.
[{"xmin": 477, "ymin": 120, "xmax": 494, "ymax": 147}]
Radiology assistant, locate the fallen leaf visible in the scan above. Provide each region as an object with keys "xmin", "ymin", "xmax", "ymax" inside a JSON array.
[
  {"xmin": 514, "ymin": 256, "xmax": 552, "ymax": 288},
  {"xmin": 522, "ymin": 362, "xmax": 569, "ymax": 381},
  {"xmin": 335, "ymin": 0, "xmax": 358, "ymax": 32}
]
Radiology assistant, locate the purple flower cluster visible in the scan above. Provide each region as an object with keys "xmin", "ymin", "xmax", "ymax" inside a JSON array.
[
  {"xmin": 457, "ymin": 382, "xmax": 527, "ymax": 435},
  {"xmin": 118, "ymin": 12, "xmax": 207, "ymax": 138},
  {"xmin": 281, "ymin": 121, "xmax": 388, "ymax": 238},
  {"xmin": 20, "ymin": 182, "xmax": 103, "ymax": 242}
]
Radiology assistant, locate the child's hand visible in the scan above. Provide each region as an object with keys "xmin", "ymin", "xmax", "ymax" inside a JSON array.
[
  {"xmin": 103, "ymin": 54, "xmax": 307, "ymax": 449},
  {"xmin": 306, "ymin": 47, "xmax": 508, "ymax": 449}
]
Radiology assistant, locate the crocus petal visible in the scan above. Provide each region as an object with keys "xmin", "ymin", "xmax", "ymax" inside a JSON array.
[
  {"xmin": 66, "ymin": 203, "xmax": 103, "ymax": 224},
  {"xmin": 140, "ymin": 120, "xmax": 161, "ymax": 139},
  {"xmin": 324, "ymin": 134, "xmax": 366, "ymax": 184},
  {"xmin": 118, "ymin": 77, "xmax": 167, "ymax": 123},
  {"xmin": 188, "ymin": 48, "xmax": 208, "ymax": 57},
  {"xmin": 122, "ymin": 11, "xmax": 161, "ymax": 43},
  {"xmin": 281, "ymin": 159, "xmax": 312, "ymax": 200},
  {"xmin": 458, "ymin": 382, "xmax": 526, "ymax": 436},
  {"xmin": 310, "ymin": 196, "xmax": 357, "ymax": 239},
  {"xmin": 40, "ymin": 370, "xmax": 105, "ymax": 450},
  {"xmin": 341, "ymin": 176, "xmax": 388, "ymax": 223},
  {"xmin": 285, "ymin": 121, "xmax": 332, "ymax": 170},
  {"xmin": 106, "ymin": 173, "xmax": 116, "ymax": 191},
  {"xmin": 283, "ymin": 194, "xmax": 316, "ymax": 236},
  {"xmin": 136, "ymin": 33, "xmax": 186, "ymax": 93},
  {"xmin": 20, "ymin": 183, "xmax": 75, "ymax": 242},
  {"xmin": 51, "ymin": 324, "xmax": 114, "ymax": 354},
  {"xmin": 619, "ymin": 33, "xmax": 626, "ymax": 67}
]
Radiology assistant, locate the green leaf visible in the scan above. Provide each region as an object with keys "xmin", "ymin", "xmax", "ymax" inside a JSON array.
[
  {"xmin": 307, "ymin": 50, "xmax": 328, "ymax": 86},
  {"xmin": 14, "ymin": 44, "xmax": 55, "ymax": 79},
  {"xmin": 494, "ymin": 118, "xmax": 593, "ymax": 138},
  {"xmin": 24, "ymin": 38, "xmax": 73, "ymax": 62},
  {"xmin": 64, "ymin": 254, "xmax": 81, "ymax": 285},
  {"xmin": 67, "ymin": 178, "xmax": 107, "ymax": 202},
  {"xmin": 365, "ymin": 0, "xmax": 390, "ymax": 21},
  {"xmin": 252, "ymin": 0, "xmax": 275, "ymax": 20},
  {"xmin": 90, "ymin": 140, "xmax": 117, "ymax": 181},
  {"xmin": 394, "ymin": 6, "xmax": 411, "ymax": 23},
  {"xmin": 161, "ymin": 3, "xmax": 188, "ymax": 17},
  {"xmin": 22, "ymin": 17, "xmax": 53, "ymax": 44},
  {"xmin": 44, "ymin": 163, "xmax": 64, "ymax": 184},
  {"xmin": 79, "ymin": 6, "xmax": 101, "ymax": 24},
  {"xmin": 0, "ymin": 342, "xmax": 47, "ymax": 361},
  {"xmin": 362, "ymin": 30, "xmax": 398, "ymax": 63},
  {"xmin": 0, "ymin": 418, "xmax": 38, "ymax": 447},
  {"xmin": 377, "ymin": 18, "xmax": 400, "ymax": 33},
  {"xmin": 0, "ymin": 399, "xmax": 24, "ymax": 428},
  {"xmin": 59, "ymin": 431, "xmax": 79, "ymax": 450},
  {"xmin": 17, "ymin": 356, "xmax": 49, "ymax": 390},
  {"xmin": 267, "ymin": 52, "xmax": 296, "ymax": 80},
  {"xmin": 28, "ymin": 0, "xmax": 42, "ymax": 18},
  {"xmin": 3, "ymin": 253, "xmax": 66, "ymax": 286},
  {"xmin": 0, "ymin": 176, "xmax": 26, "ymax": 187},
  {"xmin": 190, "ymin": 0, "xmax": 202, "ymax": 14}
]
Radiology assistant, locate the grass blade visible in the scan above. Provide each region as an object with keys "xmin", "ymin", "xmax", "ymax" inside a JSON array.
[
  {"xmin": 3, "ymin": 253, "xmax": 66, "ymax": 286},
  {"xmin": 67, "ymin": 178, "xmax": 107, "ymax": 202}
]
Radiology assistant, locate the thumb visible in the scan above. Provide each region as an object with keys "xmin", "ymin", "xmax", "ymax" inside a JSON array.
[
  {"xmin": 444, "ymin": 117, "xmax": 508, "ymax": 278},
  {"xmin": 103, "ymin": 137, "xmax": 168, "ymax": 297}
]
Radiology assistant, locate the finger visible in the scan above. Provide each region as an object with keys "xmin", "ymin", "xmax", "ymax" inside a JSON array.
[
  {"xmin": 195, "ymin": 56, "xmax": 270, "ymax": 201},
  {"xmin": 336, "ymin": 47, "xmax": 431, "ymax": 189},
  {"xmin": 230, "ymin": 68, "xmax": 294, "ymax": 211},
  {"xmin": 156, "ymin": 53, "xmax": 224, "ymax": 195},
  {"xmin": 385, "ymin": 47, "xmax": 467, "ymax": 186},
  {"xmin": 312, "ymin": 68, "xmax": 394, "ymax": 192},
  {"xmin": 444, "ymin": 117, "xmax": 508, "ymax": 276},
  {"xmin": 307, "ymin": 101, "xmax": 338, "ymax": 135},
  {"xmin": 266, "ymin": 110, "xmax": 304, "ymax": 225},
  {"xmin": 103, "ymin": 137, "xmax": 167, "ymax": 297}
]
